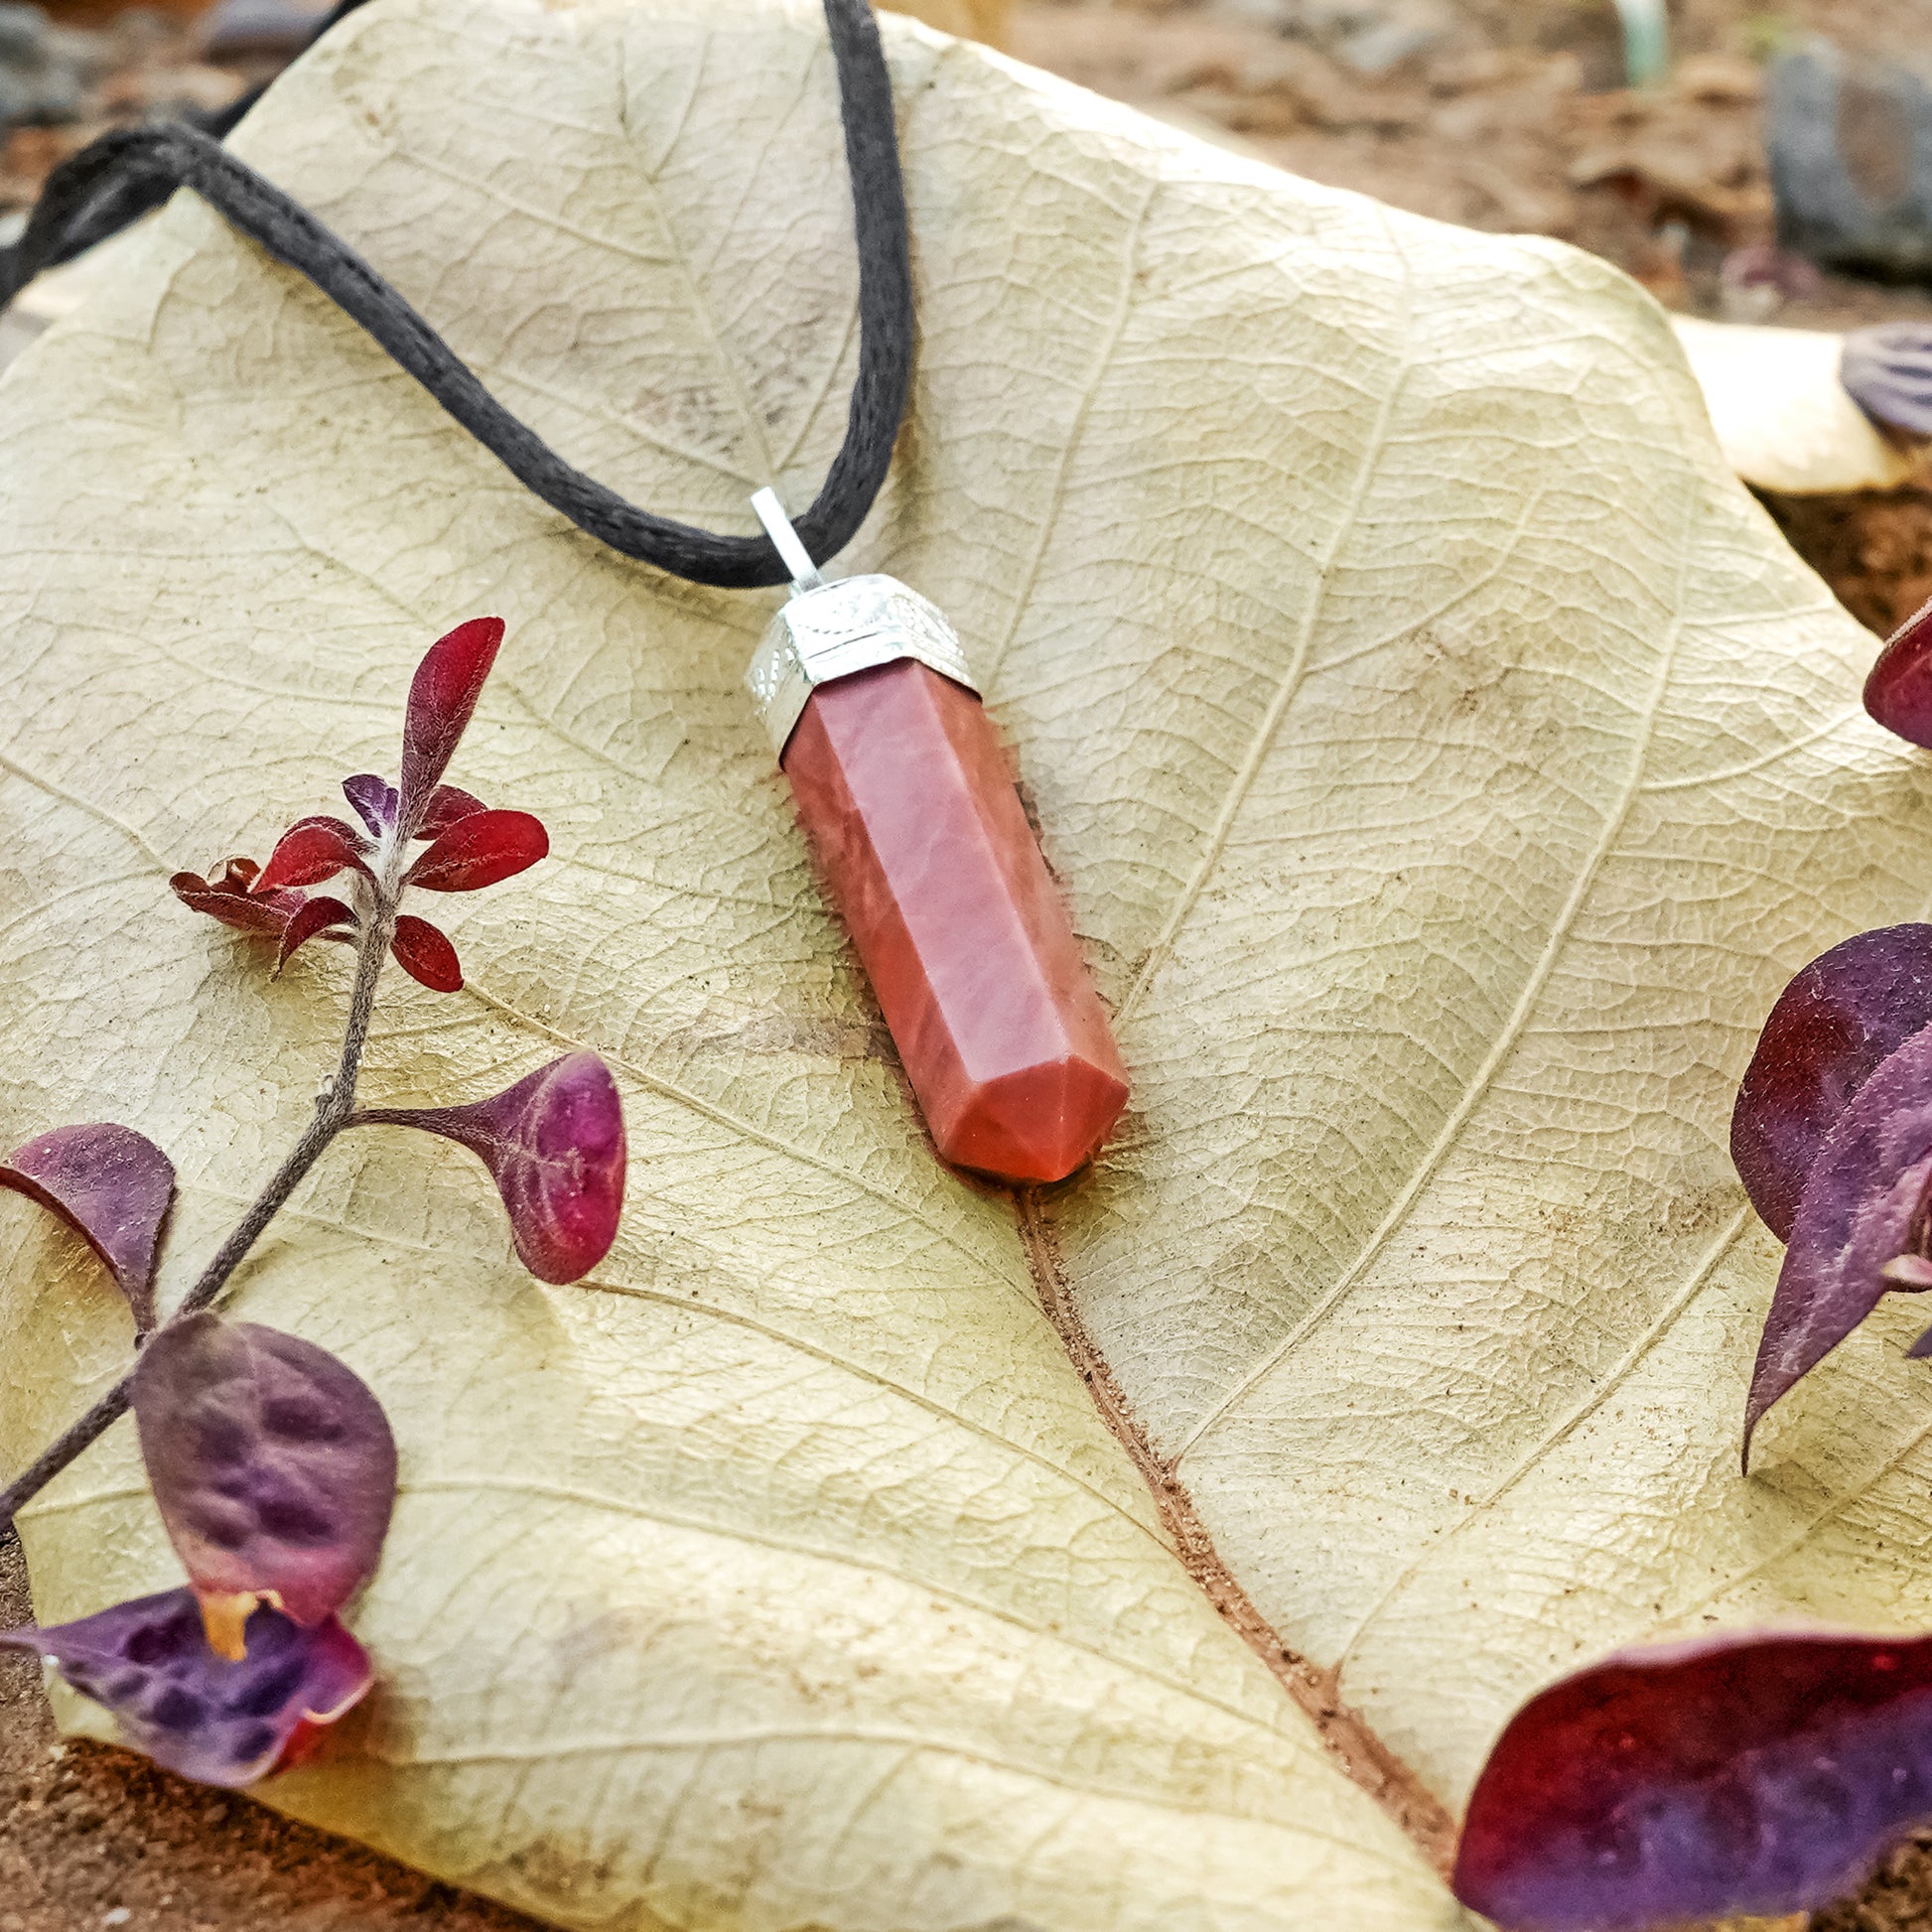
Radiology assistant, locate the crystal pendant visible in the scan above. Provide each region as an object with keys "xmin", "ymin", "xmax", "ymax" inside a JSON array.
[{"xmin": 746, "ymin": 493, "xmax": 1128, "ymax": 1185}]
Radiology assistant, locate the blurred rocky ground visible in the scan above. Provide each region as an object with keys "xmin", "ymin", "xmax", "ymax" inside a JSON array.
[
  {"xmin": 5, "ymin": 0, "xmax": 1932, "ymax": 340},
  {"xmin": 0, "ymin": 0, "xmax": 255, "ymax": 213},
  {"xmin": 1004, "ymin": 0, "xmax": 1932, "ymax": 335}
]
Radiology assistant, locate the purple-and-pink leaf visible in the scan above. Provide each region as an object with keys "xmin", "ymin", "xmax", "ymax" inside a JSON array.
[
  {"xmin": 1865, "ymin": 594, "xmax": 1932, "ymax": 749},
  {"xmin": 131, "ymin": 1314, "xmax": 396, "ymax": 1659},
  {"xmin": 356, "ymin": 1053, "xmax": 624, "ymax": 1284},
  {"xmin": 0, "ymin": 1588, "xmax": 370, "ymax": 1789},
  {"xmin": 253, "ymin": 818, "xmax": 372, "ymax": 895},
  {"xmin": 275, "ymin": 896, "xmax": 356, "ymax": 975},
  {"xmin": 342, "ymin": 774, "xmax": 398, "ymax": 839},
  {"xmin": 0, "ymin": 1124, "xmax": 175, "ymax": 1331},
  {"xmin": 1745, "ymin": 1022, "xmax": 1932, "ymax": 1460},
  {"xmin": 172, "ymin": 866, "xmax": 307, "ymax": 941},
  {"xmin": 389, "ymin": 914, "xmax": 462, "ymax": 993},
  {"xmin": 417, "ymin": 783, "xmax": 487, "ymax": 840},
  {"xmin": 1453, "ymin": 1627, "xmax": 1932, "ymax": 1931},
  {"xmin": 396, "ymin": 617, "xmax": 502, "ymax": 833},
  {"xmin": 403, "ymin": 809, "xmax": 548, "ymax": 894},
  {"xmin": 1731, "ymin": 926, "xmax": 1932, "ymax": 1241},
  {"xmin": 1843, "ymin": 323, "xmax": 1932, "ymax": 441}
]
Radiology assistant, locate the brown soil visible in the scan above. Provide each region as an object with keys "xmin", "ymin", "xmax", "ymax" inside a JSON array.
[
  {"xmin": 0, "ymin": 1532, "xmax": 544, "ymax": 1932},
  {"xmin": 1762, "ymin": 487, "xmax": 1932, "ymax": 639},
  {"xmin": 11, "ymin": 1, "xmax": 1932, "ymax": 1929}
]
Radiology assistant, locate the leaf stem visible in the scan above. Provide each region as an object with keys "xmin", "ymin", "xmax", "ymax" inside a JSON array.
[{"xmin": 0, "ymin": 893, "xmax": 398, "ymax": 1535}]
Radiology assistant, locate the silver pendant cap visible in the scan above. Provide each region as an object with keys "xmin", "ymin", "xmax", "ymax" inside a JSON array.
[{"xmin": 745, "ymin": 573, "xmax": 981, "ymax": 756}]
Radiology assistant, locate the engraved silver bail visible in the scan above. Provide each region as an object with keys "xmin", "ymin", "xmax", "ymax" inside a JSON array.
[{"xmin": 742, "ymin": 489, "xmax": 981, "ymax": 759}]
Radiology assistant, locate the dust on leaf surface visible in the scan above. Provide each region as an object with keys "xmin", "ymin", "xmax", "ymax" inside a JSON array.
[{"xmin": 0, "ymin": 0, "xmax": 1915, "ymax": 1928}]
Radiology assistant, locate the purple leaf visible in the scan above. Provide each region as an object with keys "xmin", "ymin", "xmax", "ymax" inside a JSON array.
[
  {"xmin": 417, "ymin": 783, "xmax": 487, "ymax": 840},
  {"xmin": 0, "ymin": 1124, "xmax": 175, "ymax": 1332},
  {"xmin": 402, "ymin": 809, "xmax": 548, "ymax": 894},
  {"xmin": 131, "ymin": 1315, "xmax": 396, "ymax": 1659},
  {"xmin": 1843, "ymin": 323, "xmax": 1932, "ymax": 440},
  {"xmin": 397, "ymin": 618, "xmax": 502, "ymax": 834},
  {"xmin": 253, "ymin": 818, "xmax": 372, "ymax": 895},
  {"xmin": 1745, "ymin": 1022, "xmax": 1932, "ymax": 1461},
  {"xmin": 342, "ymin": 774, "xmax": 398, "ymax": 839},
  {"xmin": 357, "ymin": 1053, "xmax": 624, "ymax": 1284},
  {"xmin": 275, "ymin": 896, "xmax": 356, "ymax": 975},
  {"xmin": 1865, "ymin": 594, "xmax": 1932, "ymax": 749},
  {"xmin": 1731, "ymin": 926, "xmax": 1932, "ymax": 1241},
  {"xmin": 388, "ymin": 914, "xmax": 462, "ymax": 993},
  {"xmin": 1453, "ymin": 1627, "xmax": 1932, "ymax": 1931},
  {"xmin": 0, "ymin": 1588, "xmax": 370, "ymax": 1789}
]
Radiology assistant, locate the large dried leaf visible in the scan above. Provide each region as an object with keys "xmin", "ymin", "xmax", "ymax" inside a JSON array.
[{"xmin": 0, "ymin": 0, "xmax": 1923, "ymax": 1927}]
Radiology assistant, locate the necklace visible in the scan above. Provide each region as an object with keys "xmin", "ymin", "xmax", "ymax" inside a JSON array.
[{"xmin": 1, "ymin": 0, "xmax": 1128, "ymax": 1186}]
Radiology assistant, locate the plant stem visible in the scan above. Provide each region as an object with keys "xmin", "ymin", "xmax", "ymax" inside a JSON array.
[
  {"xmin": 0, "ymin": 896, "xmax": 397, "ymax": 1536},
  {"xmin": 179, "ymin": 897, "xmax": 392, "ymax": 1321}
]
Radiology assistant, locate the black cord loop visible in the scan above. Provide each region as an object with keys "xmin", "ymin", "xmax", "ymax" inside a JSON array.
[{"xmin": 0, "ymin": 0, "xmax": 912, "ymax": 591}]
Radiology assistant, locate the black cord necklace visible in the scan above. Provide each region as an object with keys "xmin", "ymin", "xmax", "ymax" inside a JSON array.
[
  {"xmin": 2, "ymin": 0, "xmax": 1129, "ymax": 1186},
  {"xmin": 2, "ymin": 0, "xmax": 908, "ymax": 591}
]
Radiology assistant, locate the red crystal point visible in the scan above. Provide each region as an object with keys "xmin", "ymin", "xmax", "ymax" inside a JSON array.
[{"xmin": 782, "ymin": 659, "xmax": 1128, "ymax": 1184}]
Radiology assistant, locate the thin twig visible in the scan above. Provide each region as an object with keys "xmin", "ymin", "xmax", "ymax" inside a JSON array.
[{"xmin": 0, "ymin": 894, "xmax": 397, "ymax": 1535}]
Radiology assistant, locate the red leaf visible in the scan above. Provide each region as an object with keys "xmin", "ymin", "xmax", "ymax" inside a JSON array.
[
  {"xmin": 354, "ymin": 1053, "xmax": 624, "ymax": 1283},
  {"xmin": 1744, "ymin": 1021, "xmax": 1932, "ymax": 1461},
  {"xmin": 342, "ymin": 773, "xmax": 397, "ymax": 839},
  {"xmin": 1731, "ymin": 925, "xmax": 1932, "ymax": 1243},
  {"xmin": 389, "ymin": 914, "xmax": 463, "ymax": 992},
  {"xmin": 131, "ymin": 1314, "xmax": 397, "ymax": 1657},
  {"xmin": 255, "ymin": 819, "xmax": 372, "ymax": 895},
  {"xmin": 275, "ymin": 896, "xmax": 356, "ymax": 974},
  {"xmin": 397, "ymin": 618, "xmax": 503, "ymax": 832},
  {"xmin": 1865, "ymin": 594, "xmax": 1932, "ymax": 748},
  {"xmin": 417, "ymin": 783, "xmax": 488, "ymax": 840},
  {"xmin": 1454, "ymin": 1627, "xmax": 1932, "ymax": 1931},
  {"xmin": 172, "ymin": 871, "xmax": 305, "ymax": 940},
  {"xmin": 0, "ymin": 1124, "xmax": 175, "ymax": 1331},
  {"xmin": 403, "ymin": 809, "xmax": 547, "ymax": 894},
  {"xmin": 1, "ymin": 1589, "xmax": 370, "ymax": 1789}
]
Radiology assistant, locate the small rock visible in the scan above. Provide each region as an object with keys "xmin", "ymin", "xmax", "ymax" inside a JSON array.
[
  {"xmin": 1769, "ymin": 39, "xmax": 1932, "ymax": 282},
  {"xmin": 0, "ymin": 4, "xmax": 42, "ymax": 67},
  {"xmin": 101, "ymin": 1912, "xmax": 131, "ymax": 1929},
  {"xmin": 0, "ymin": 3, "xmax": 99, "ymax": 135},
  {"xmin": 197, "ymin": 0, "xmax": 328, "ymax": 68}
]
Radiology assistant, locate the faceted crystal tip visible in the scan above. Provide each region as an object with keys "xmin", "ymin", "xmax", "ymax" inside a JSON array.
[{"xmin": 937, "ymin": 1051, "xmax": 1130, "ymax": 1185}]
